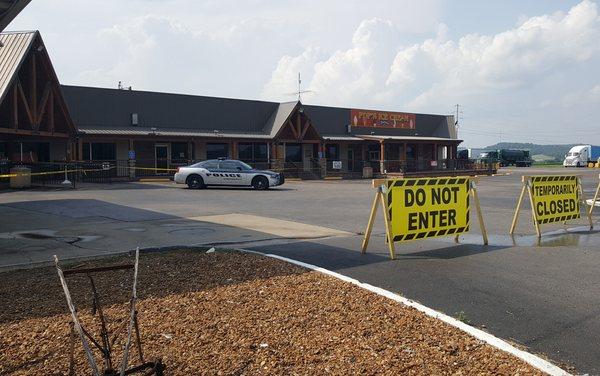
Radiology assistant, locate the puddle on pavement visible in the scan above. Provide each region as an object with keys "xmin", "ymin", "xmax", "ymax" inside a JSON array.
[
  {"xmin": 123, "ymin": 227, "xmax": 147, "ymax": 232},
  {"xmin": 167, "ymin": 227, "xmax": 216, "ymax": 236},
  {"xmin": 19, "ymin": 232, "xmax": 53, "ymax": 240},
  {"xmin": 0, "ymin": 230, "xmax": 100, "ymax": 244},
  {"xmin": 451, "ymin": 226, "xmax": 600, "ymax": 247}
]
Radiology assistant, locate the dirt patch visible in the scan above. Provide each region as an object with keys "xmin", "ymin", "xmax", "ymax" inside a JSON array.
[{"xmin": 0, "ymin": 250, "xmax": 545, "ymax": 375}]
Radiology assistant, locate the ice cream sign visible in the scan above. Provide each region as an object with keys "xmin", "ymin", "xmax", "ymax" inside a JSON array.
[{"xmin": 350, "ymin": 109, "xmax": 415, "ymax": 129}]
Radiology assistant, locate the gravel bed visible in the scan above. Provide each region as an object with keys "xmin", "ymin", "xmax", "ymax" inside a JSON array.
[{"xmin": 0, "ymin": 249, "xmax": 544, "ymax": 375}]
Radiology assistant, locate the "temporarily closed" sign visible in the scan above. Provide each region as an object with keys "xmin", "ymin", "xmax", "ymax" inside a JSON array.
[{"xmin": 530, "ymin": 176, "xmax": 580, "ymax": 224}]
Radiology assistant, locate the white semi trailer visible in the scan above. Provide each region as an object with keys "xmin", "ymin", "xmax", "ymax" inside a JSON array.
[{"xmin": 563, "ymin": 145, "xmax": 600, "ymax": 167}]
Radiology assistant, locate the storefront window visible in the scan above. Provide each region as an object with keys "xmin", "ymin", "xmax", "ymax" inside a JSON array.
[
  {"xmin": 238, "ymin": 143, "xmax": 253, "ymax": 161},
  {"xmin": 285, "ymin": 143, "xmax": 302, "ymax": 162},
  {"xmin": 239, "ymin": 142, "xmax": 268, "ymax": 162},
  {"xmin": 206, "ymin": 143, "xmax": 229, "ymax": 159},
  {"xmin": 325, "ymin": 144, "xmax": 339, "ymax": 160},
  {"xmin": 406, "ymin": 144, "xmax": 417, "ymax": 159},
  {"xmin": 83, "ymin": 142, "xmax": 115, "ymax": 161},
  {"xmin": 171, "ymin": 142, "xmax": 188, "ymax": 162}
]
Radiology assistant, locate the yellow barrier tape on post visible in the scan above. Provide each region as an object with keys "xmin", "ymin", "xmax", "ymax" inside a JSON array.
[
  {"xmin": 530, "ymin": 176, "xmax": 579, "ymax": 224},
  {"xmin": 387, "ymin": 177, "xmax": 471, "ymax": 242},
  {"xmin": 0, "ymin": 168, "xmax": 104, "ymax": 178},
  {"xmin": 0, "ymin": 165, "xmax": 178, "ymax": 179}
]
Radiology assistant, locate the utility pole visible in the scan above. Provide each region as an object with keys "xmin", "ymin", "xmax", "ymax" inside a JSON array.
[{"xmin": 454, "ymin": 104, "xmax": 461, "ymax": 137}]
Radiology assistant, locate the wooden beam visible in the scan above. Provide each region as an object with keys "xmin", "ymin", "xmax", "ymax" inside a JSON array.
[
  {"xmin": 51, "ymin": 85, "xmax": 77, "ymax": 134},
  {"xmin": 287, "ymin": 120, "xmax": 299, "ymax": 140},
  {"xmin": 11, "ymin": 84, "xmax": 17, "ymax": 129},
  {"xmin": 0, "ymin": 127, "xmax": 69, "ymax": 137},
  {"xmin": 380, "ymin": 141, "xmax": 385, "ymax": 173},
  {"xmin": 17, "ymin": 81, "xmax": 34, "ymax": 126},
  {"xmin": 31, "ymin": 53, "xmax": 37, "ymax": 123},
  {"xmin": 296, "ymin": 114, "xmax": 302, "ymax": 140},
  {"xmin": 300, "ymin": 119, "xmax": 311, "ymax": 140},
  {"xmin": 48, "ymin": 89, "xmax": 54, "ymax": 133},
  {"xmin": 78, "ymin": 137, "xmax": 83, "ymax": 160},
  {"xmin": 36, "ymin": 82, "xmax": 51, "ymax": 130}
]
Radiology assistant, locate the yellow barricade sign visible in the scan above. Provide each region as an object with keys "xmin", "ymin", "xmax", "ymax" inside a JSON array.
[
  {"xmin": 589, "ymin": 174, "xmax": 600, "ymax": 216},
  {"xmin": 388, "ymin": 177, "xmax": 470, "ymax": 242},
  {"xmin": 361, "ymin": 177, "xmax": 488, "ymax": 260},
  {"xmin": 510, "ymin": 175, "xmax": 592, "ymax": 238},
  {"xmin": 531, "ymin": 176, "xmax": 579, "ymax": 224}
]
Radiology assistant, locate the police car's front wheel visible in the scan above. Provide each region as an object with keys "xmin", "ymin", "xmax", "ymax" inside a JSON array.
[
  {"xmin": 186, "ymin": 174, "xmax": 205, "ymax": 189},
  {"xmin": 252, "ymin": 176, "xmax": 269, "ymax": 190}
]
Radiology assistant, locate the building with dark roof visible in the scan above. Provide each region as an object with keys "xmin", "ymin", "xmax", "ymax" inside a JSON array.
[{"xmin": 0, "ymin": 30, "xmax": 466, "ymax": 178}]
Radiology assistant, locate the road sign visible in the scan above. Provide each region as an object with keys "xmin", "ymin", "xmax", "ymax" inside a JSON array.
[
  {"xmin": 362, "ymin": 177, "xmax": 487, "ymax": 259},
  {"xmin": 510, "ymin": 175, "xmax": 592, "ymax": 238},
  {"xmin": 531, "ymin": 176, "xmax": 579, "ymax": 224},
  {"xmin": 388, "ymin": 177, "xmax": 470, "ymax": 242}
]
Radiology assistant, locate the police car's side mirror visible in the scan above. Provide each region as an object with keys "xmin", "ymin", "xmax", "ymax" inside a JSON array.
[{"xmin": 236, "ymin": 166, "xmax": 242, "ymax": 171}]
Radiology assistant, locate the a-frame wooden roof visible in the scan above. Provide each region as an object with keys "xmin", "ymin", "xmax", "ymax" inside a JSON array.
[{"xmin": 0, "ymin": 30, "xmax": 76, "ymax": 136}]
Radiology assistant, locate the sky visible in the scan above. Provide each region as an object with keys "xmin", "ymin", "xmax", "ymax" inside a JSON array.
[{"xmin": 8, "ymin": 0, "xmax": 600, "ymax": 147}]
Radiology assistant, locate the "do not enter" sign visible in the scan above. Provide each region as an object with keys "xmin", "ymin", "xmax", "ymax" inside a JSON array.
[{"xmin": 388, "ymin": 177, "xmax": 471, "ymax": 242}]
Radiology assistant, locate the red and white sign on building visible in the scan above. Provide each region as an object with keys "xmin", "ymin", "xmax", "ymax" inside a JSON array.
[{"xmin": 350, "ymin": 109, "xmax": 415, "ymax": 129}]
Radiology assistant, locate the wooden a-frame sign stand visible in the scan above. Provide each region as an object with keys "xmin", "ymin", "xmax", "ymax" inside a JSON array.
[
  {"xmin": 590, "ymin": 174, "xmax": 600, "ymax": 218},
  {"xmin": 361, "ymin": 178, "xmax": 488, "ymax": 260},
  {"xmin": 509, "ymin": 175, "xmax": 592, "ymax": 238},
  {"xmin": 361, "ymin": 183, "xmax": 396, "ymax": 259}
]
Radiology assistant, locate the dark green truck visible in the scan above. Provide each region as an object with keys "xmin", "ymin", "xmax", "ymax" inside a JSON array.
[{"xmin": 479, "ymin": 149, "xmax": 532, "ymax": 167}]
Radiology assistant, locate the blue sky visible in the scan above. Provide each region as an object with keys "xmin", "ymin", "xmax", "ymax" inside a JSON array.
[{"xmin": 8, "ymin": 0, "xmax": 600, "ymax": 147}]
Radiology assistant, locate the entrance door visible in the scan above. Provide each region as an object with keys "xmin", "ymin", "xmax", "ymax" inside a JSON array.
[
  {"xmin": 303, "ymin": 144, "xmax": 313, "ymax": 171},
  {"xmin": 348, "ymin": 149, "xmax": 355, "ymax": 171},
  {"xmin": 155, "ymin": 144, "xmax": 169, "ymax": 174}
]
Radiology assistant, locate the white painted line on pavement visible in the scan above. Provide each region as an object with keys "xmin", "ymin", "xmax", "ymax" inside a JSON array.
[{"xmin": 247, "ymin": 251, "xmax": 570, "ymax": 376}]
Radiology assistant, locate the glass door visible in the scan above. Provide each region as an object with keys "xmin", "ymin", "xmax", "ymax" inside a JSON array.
[
  {"xmin": 155, "ymin": 144, "xmax": 169, "ymax": 174},
  {"xmin": 348, "ymin": 149, "xmax": 354, "ymax": 171}
]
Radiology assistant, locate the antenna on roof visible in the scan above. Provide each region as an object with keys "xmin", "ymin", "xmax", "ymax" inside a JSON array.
[
  {"xmin": 285, "ymin": 73, "xmax": 314, "ymax": 102},
  {"xmin": 118, "ymin": 81, "xmax": 132, "ymax": 90}
]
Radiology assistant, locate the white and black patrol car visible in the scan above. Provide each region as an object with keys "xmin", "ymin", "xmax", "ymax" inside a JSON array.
[{"xmin": 174, "ymin": 159, "xmax": 284, "ymax": 190}]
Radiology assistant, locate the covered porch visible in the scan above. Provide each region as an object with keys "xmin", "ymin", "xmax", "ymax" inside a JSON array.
[{"xmin": 321, "ymin": 135, "xmax": 494, "ymax": 178}]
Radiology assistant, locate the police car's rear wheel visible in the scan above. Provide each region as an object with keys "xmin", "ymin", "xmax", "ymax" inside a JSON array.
[
  {"xmin": 252, "ymin": 176, "xmax": 269, "ymax": 190},
  {"xmin": 186, "ymin": 174, "xmax": 205, "ymax": 189}
]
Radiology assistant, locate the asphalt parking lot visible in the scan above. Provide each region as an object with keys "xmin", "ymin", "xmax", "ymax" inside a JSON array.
[{"xmin": 2, "ymin": 167, "xmax": 600, "ymax": 373}]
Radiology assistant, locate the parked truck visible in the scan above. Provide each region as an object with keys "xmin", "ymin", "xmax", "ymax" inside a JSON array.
[
  {"xmin": 479, "ymin": 149, "xmax": 532, "ymax": 167},
  {"xmin": 563, "ymin": 145, "xmax": 600, "ymax": 167}
]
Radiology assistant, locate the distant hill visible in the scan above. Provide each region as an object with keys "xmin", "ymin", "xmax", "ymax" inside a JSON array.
[{"xmin": 483, "ymin": 142, "xmax": 575, "ymax": 162}]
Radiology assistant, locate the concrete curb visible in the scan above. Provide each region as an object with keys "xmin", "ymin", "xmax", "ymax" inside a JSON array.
[{"xmin": 244, "ymin": 250, "xmax": 570, "ymax": 376}]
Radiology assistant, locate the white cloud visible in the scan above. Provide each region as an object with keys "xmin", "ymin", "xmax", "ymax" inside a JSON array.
[
  {"xmin": 264, "ymin": 0, "xmax": 600, "ymax": 111},
  {"xmin": 259, "ymin": 0, "xmax": 600, "ymax": 146}
]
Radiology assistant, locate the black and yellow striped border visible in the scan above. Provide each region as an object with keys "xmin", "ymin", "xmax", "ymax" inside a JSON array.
[
  {"xmin": 537, "ymin": 214, "xmax": 580, "ymax": 225},
  {"xmin": 531, "ymin": 175, "xmax": 577, "ymax": 183},
  {"xmin": 387, "ymin": 177, "xmax": 470, "ymax": 242}
]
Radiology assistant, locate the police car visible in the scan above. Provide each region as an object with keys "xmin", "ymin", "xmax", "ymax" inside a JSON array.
[{"xmin": 174, "ymin": 158, "xmax": 284, "ymax": 190}]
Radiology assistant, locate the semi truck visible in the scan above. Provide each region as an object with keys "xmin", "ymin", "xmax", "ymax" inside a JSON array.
[
  {"xmin": 479, "ymin": 149, "xmax": 532, "ymax": 167},
  {"xmin": 563, "ymin": 145, "xmax": 600, "ymax": 167},
  {"xmin": 457, "ymin": 148, "xmax": 486, "ymax": 159}
]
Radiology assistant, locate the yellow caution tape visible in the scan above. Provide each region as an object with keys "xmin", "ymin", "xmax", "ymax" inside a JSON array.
[{"xmin": 0, "ymin": 165, "xmax": 178, "ymax": 179}]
